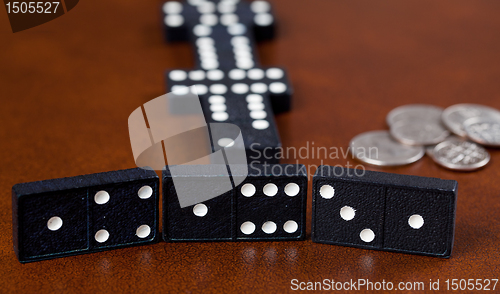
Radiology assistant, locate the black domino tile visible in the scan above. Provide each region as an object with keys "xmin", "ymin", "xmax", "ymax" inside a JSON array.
[
  {"xmin": 12, "ymin": 168, "xmax": 160, "ymax": 263},
  {"xmin": 312, "ymin": 165, "xmax": 458, "ymax": 258}
]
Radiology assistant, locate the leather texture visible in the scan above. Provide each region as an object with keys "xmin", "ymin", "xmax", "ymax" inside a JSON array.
[{"xmin": 2, "ymin": 0, "xmax": 500, "ymax": 292}]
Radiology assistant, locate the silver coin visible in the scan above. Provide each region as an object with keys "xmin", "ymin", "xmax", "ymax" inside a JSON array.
[
  {"xmin": 441, "ymin": 104, "xmax": 500, "ymax": 137},
  {"xmin": 463, "ymin": 117, "xmax": 500, "ymax": 147},
  {"xmin": 386, "ymin": 104, "xmax": 444, "ymax": 126},
  {"xmin": 350, "ymin": 130, "xmax": 425, "ymax": 166},
  {"xmin": 390, "ymin": 120, "xmax": 450, "ymax": 146},
  {"xmin": 429, "ymin": 137, "xmax": 490, "ymax": 171},
  {"xmin": 425, "ymin": 145, "xmax": 436, "ymax": 157}
]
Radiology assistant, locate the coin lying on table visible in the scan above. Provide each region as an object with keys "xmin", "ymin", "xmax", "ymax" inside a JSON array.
[
  {"xmin": 425, "ymin": 145, "xmax": 436, "ymax": 157},
  {"xmin": 386, "ymin": 104, "xmax": 444, "ymax": 126},
  {"xmin": 350, "ymin": 130, "xmax": 425, "ymax": 166},
  {"xmin": 390, "ymin": 120, "xmax": 450, "ymax": 146},
  {"xmin": 441, "ymin": 104, "xmax": 500, "ymax": 137},
  {"xmin": 429, "ymin": 137, "xmax": 490, "ymax": 171},
  {"xmin": 463, "ymin": 117, "xmax": 500, "ymax": 147}
]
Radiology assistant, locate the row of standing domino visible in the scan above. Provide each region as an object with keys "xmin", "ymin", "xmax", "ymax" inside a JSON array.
[
  {"xmin": 350, "ymin": 103, "xmax": 500, "ymax": 171},
  {"xmin": 12, "ymin": 163, "xmax": 457, "ymax": 263}
]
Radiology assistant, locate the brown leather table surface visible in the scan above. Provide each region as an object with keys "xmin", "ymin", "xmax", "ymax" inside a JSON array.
[{"xmin": 1, "ymin": 0, "xmax": 500, "ymax": 293}]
